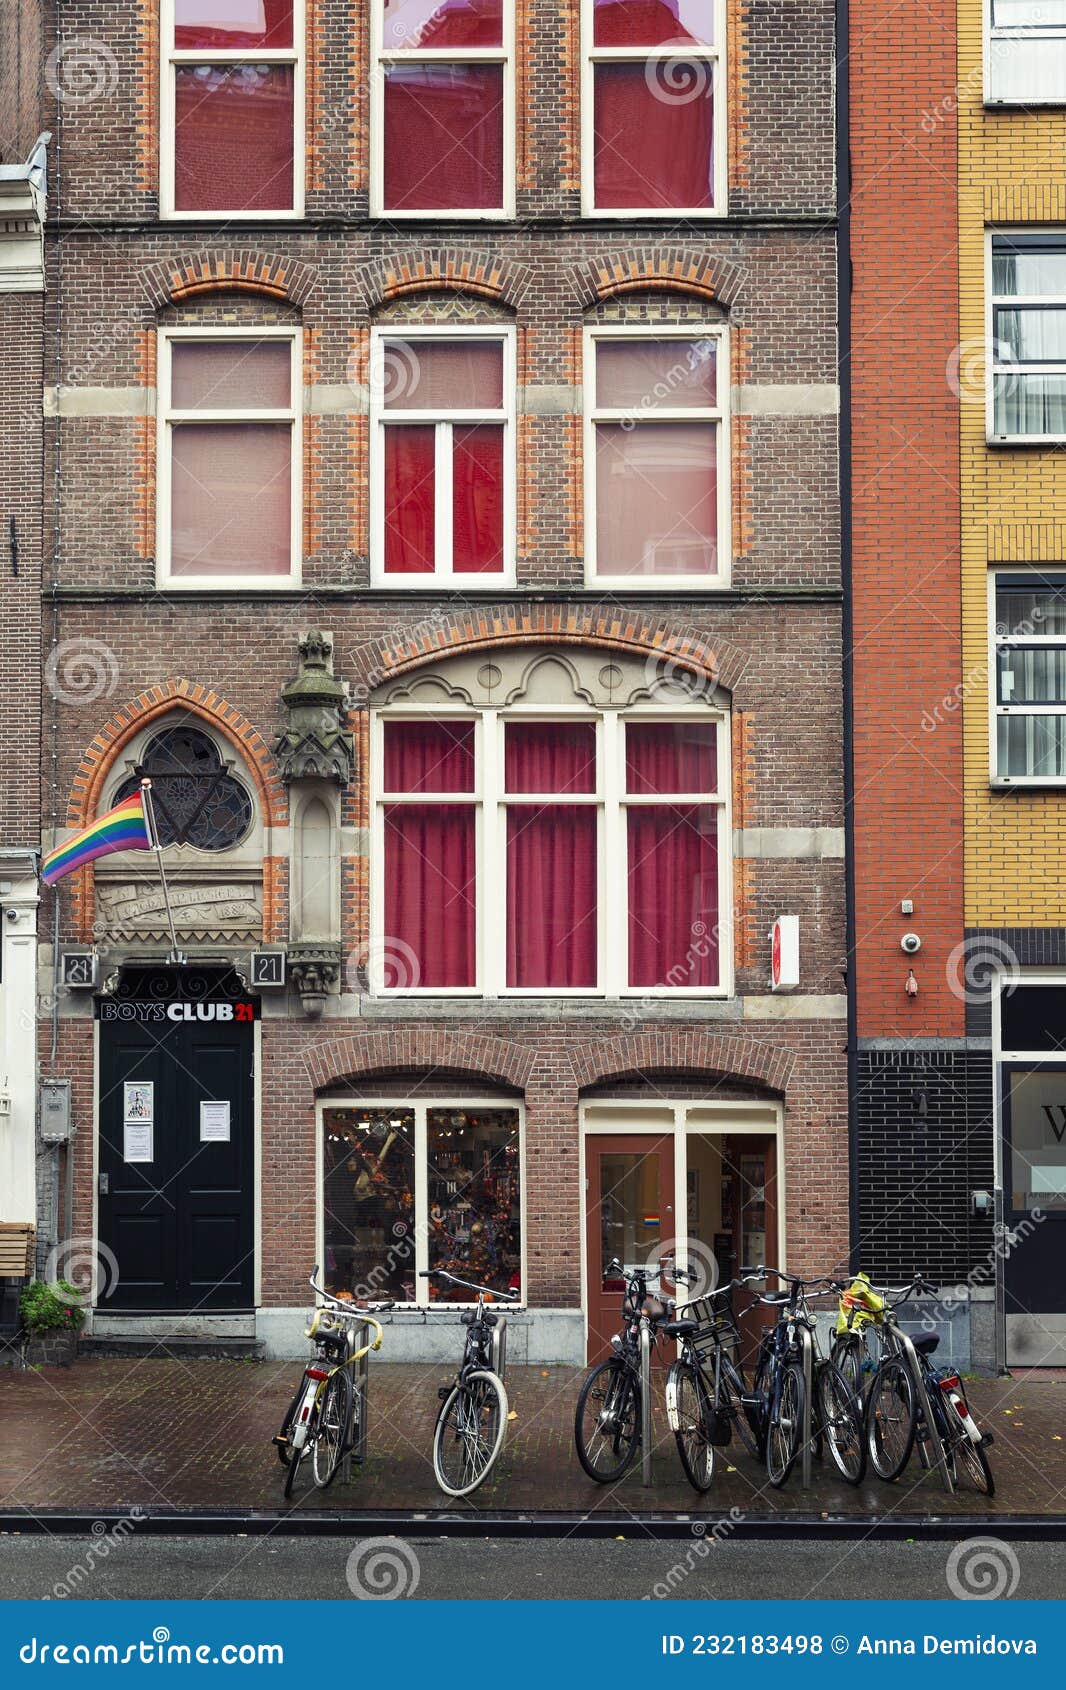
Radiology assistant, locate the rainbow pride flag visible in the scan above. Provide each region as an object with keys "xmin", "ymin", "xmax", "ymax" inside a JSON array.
[{"xmin": 41, "ymin": 789, "xmax": 152, "ymax": 887}]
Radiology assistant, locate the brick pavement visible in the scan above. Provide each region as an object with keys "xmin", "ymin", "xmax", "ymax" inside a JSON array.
[{"xmin": 0, "ymin": 1361, "xmax": 1062, "ymax": 1518}]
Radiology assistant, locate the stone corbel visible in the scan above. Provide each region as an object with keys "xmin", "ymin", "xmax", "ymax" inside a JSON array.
[{"xmin": 286, "ymin": 944, "xmax": 342, "ymax": 1020}]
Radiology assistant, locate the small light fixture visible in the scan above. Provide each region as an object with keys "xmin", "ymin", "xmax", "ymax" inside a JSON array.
[{"xmin": 905, "ymin": 968, "xmax": 919, "ymax": 997}]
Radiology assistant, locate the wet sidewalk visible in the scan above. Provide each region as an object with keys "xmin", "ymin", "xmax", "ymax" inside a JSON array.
[{"xmin": 0, "ymin": 1358, "xmax": 1063, "ymax": 1520}]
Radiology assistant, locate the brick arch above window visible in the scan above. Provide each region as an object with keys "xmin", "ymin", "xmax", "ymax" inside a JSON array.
[
  {"xmin": 569, "ymin": 251, "xmax": 745, "ymax": 311},
  {"xmin": 304, "ymin": 1032, "xmax": 537, "ymax": 1095},
  {"xmin": 140, "ymin": 252, "xmax": 318, "ymax": 311},
  {"xmin": 572, "ymin": 1034, "xmax": 795, "ymax": 1096},
  {"xmin": 67, "ymin": 681, "xmax": 286, "ymax": 832},
  {"xmin": 349, "ymin": 604, "xmax": 742, "ymax": 701},
  {"xmin": 359, "ymin": 251, "xmax": 536, "ymax": 313}
]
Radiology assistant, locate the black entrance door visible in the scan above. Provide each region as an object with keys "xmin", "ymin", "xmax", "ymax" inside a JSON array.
[{"xmin": 97, "ymin": 977, "xmax": 256, "ymax": 1310}]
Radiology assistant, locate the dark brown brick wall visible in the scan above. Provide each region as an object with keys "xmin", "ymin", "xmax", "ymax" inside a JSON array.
[{"xmin": 0, "ymin": 292, "xmax": 43, "ymax": 849}]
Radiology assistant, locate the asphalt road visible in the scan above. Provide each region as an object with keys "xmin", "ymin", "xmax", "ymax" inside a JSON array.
[{"xmin": 0, "ymin": 1534, "xmax": 1058, "ymax": 1601}]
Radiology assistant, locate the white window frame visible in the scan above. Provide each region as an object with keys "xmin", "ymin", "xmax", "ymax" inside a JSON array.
[
  {"xmin": 370, "ymin": 701, "xmax": 733, "ymax": 999},
  {"xmin": 159, "ymin": 0, "xmax": 305, "ymax": 220},
  {"xmin": 986, "ymin": 229, "xmax": 1066, "ymax": 444},
  {"xmin": 580, "ymin": 0, "xmax": 727, "ymax": 218},
  {"xmin": 989, "ymin": 567, "xmax": 1066, "ymax": 786},
  {"xmin": 984, "ymin": 0, "xmax": 1066, "ymax": 107},
  {"xmin": 369, "ymin": 0, "xmax": 515, "ymax": 220},
  {"xmin": 369, "ymin": 323, "xmax": 516, "ymax": 587},
  {"xmin": 583, "ymin": 323, "xmax": 730, "ymax": 588},
  {"xmin": 156, "ymin": 325, "xmax": 302, "ymax": 590},
  {"xmin": 316, "ymin": 1096, "xmax": 527, "ymax": 1310}
]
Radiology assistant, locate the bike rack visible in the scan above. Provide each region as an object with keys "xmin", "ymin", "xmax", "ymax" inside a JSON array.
[
  {"xmin": 800, "ymin": 1324, "xmax": 813, "ymax": 1490},
  {"xmin": 896, "ymin": 1329, "xmax": 954, "ymax": 1495},
  {"xmin": 341, "ymin": 1319, "xmax": 373, "ymax": 1485},
  {"xmin": 640, "ymin": 1317, "xmax": 653, "ymax": 1487}
]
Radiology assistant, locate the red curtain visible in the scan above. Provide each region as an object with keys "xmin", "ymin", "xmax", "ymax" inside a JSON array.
[
  {"xmin": 625, "ymin": 722, "xmax": 717, "ymax": 794},
  {"xmin": 174, "ymin": 64, "xmax": 294, "ymax": 212},
  {"xmin": 505, "ymin": 722, "xmax": 597, "ymax": 792},
  {"xmin": 175, "ymin": 0, "xmax": 294, "ymax": 49},
  {"xmin": 384, "ymin": 720, "xmax": 475, "ymax": 793},
  {"xmin": 628, "ymin": 805, "xmax": 718, "ymax": 987},
  {"xmin": 452, "ymin": 425, "xmax": 504, "ymax": 572},
  {"xmin": 593, "ymin": 63, "xmax": 714, "ymax": 209},
  {"xmin": 383, "ymin": 63, "xmax": 504, "ymax": 210},
  {"xmin": 507, "ymin": 807, "xmax": 598, "ymax": 987},
  {"xmin": 385, "ymin": 806, "xmax": 476, "ymax": 988},
  {"xmin": 593, "ymin": 0, "xmax": 715, "ymax": 47},
  {"xmin": 384, "ymin": 426, "xmax": 435, "ymax": 573}
]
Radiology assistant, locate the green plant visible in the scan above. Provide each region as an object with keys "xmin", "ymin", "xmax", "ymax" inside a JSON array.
[{"xmin": 19, "ymin": 1279, "xmax": 85, "ymax": 1336}]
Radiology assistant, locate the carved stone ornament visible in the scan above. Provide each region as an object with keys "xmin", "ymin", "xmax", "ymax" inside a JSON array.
[
  {"xmin": 287, "ymin": 943, "xmax": 342, "ymax": 1019},
  {"xmin": 272, "ymin": 630, "xmax": 354, "ymax": 786}
]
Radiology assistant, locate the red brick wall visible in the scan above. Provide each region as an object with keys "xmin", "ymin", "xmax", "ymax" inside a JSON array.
[
  {"xmin": 0, "ymin": 293, "xmax": 43, "ymax": 850},
  {"xmin": 849, "ymin": 1, "xmax": 965, "ymax": 1037}
]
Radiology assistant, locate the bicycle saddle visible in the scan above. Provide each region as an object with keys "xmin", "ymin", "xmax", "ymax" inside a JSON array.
[
  {"xmin": 460, "ymin": 1310, "xmax": 499, "ymax": 1327},
  {"xmin": 661, "ymin": 1319, "xmax": 699, "ymax": 1339},
  {"xmin": 912, "ymin": 1332, "xmax": 939, "ymax": 1355}
]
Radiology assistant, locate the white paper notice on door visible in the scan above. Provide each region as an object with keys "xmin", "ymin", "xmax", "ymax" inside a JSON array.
[
  {"xmin": 200, "ymin": 1100, "xmax": 231, "ymax": 1143},
  {"xmin": 122, "ymin": 1082, "xmax": 154, "ymax": 1163}
]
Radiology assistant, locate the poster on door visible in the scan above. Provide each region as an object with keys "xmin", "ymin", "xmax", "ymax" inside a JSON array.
[
  {"xmin": 122, "ymin": 1081, "xmax": 154, "ymax": 1163},
  {"xmin": 199, "ymin": 1101, "xmax": 231, "ymax": 1144}
]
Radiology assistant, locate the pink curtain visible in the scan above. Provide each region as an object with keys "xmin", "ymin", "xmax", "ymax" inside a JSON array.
[
  {"xmin": 385, "ymin": 805, "xmax": 476, "ymax": 987},
  {"xmin": 174, "ymin": 64, "xmax": 294, "ymax": 211},
  {"xmin": 385, "ymin": 426, "xmax": 436, "ymax": 573},
  {"xmin": 596, "ymin": 338, "xmax": 716, "ymax": 409},
  {"xmin": 383, "ymin": 341, "xmax": 503, "ymax": 411},
  {"xmin": 507, "ymin": 807, "xmax": 597, "ymax": 987},
  {"xmin": 383, "ymin": 63, "xmax": 504, "ymax": 210},
  {"xmin": 170, "ymin": 422, "xmax": 290, "ymax": 576},
  {"xmin": 175, "ymin": 0, "xmax": 293, "ymax": 49},
  {"xmin": 595, "ymin": 421, "xmax": 718, "ymax": 577},
  {"xmin": 385, "ymin": 0, "xmax": 504, "ymax": 48},
  {"xmin": 593, "ymin": 64, "xmax": 713, "ymax": 209},
  {"xmin": 593, "ymin": 0, "xmax": 715, "ymax": 46},
  {"xmin": 627, "ymin": 805, "xmax": 719, "ymax": 987},
  {"xmin": 505, "ymin": 722, "xmax": 597, "ymax": 793},
  {"xmin": 171, "ymin": 340, "xmax": 291, "ymax": 411},
  {"xmin": 384, "ymin": 720, "xmax": 475, "ymax": 792},
  {"xmin": 452, "ymin": 425, "xmax": 504, "ymax": 572},
  {"xmin": 625, "ymin": 722, "xmax": 717, "ymax": 794}
]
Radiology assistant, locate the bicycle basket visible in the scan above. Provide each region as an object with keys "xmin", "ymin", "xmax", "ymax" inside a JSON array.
[{"xmin": 678, "ymin": 1290, "xmax": 741, "ymax": 1355}]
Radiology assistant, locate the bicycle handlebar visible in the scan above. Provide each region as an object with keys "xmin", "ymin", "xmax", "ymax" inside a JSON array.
[
  {"xmin": 418, "ymin": 1269, "xmax": 519, "ymax": 1301},
  {"xmin": 307, "ymin": 1266, "xmax": 395, "ymax": 1318}
]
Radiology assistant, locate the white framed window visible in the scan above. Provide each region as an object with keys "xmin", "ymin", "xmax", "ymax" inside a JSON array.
[
  {"xmin": 988, "ymin": 232, "xmax": 1066, "ymax": 441},
  {"xmin": 369, "ymin": 325, "xmax": 515, "ymax": 585},
  {"xmin": 319, "ymin": 1099, "xmax": 525, "ymax": 1307},
  {"xmin": 581, "ymin": 0, "xmax": 726, "ymax": 217},
  {"xmin": 583, "ymin": 324, "xmax": 729, "ymax": 587},
  {"xmin": 160, "ymin": 0, "xmax": 304, "ymax": 219},
  {"xmin": 370, "ymin": 704, "xmax": 732, "ymax": 998},
  {"xmin": 986, "ymin": 0, "xmax": 1066, "ymax": 105},
  {"xmin": 156, "ymin": 326, "xmax": 302, "ymax": 588},
  {"xmin": 370, "ymin": 0, "xmax": 515, "ymax": 218},
  {"xmin": 991, "ymin": 570, "xmax": 1066, "ymax": 783}
]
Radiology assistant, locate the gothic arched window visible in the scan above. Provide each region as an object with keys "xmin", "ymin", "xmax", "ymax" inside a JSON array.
[{"xmin": 114, "ymin": 726, "xmax": 253, "ymax": 851}]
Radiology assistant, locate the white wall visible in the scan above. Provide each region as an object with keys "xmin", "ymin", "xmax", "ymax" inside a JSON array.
[{"xmin": 0, "ymin": 859, "xmax": 38, "ymax": 1225}]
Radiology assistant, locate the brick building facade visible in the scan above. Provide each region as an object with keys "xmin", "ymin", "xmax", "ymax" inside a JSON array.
[{"xmin": 20, "ymin": 0, "xmax": 846, "ymax": 1360}]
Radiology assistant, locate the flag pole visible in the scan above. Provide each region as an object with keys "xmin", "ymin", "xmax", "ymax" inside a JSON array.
[{"xmin": 140, "ymin": 778, "xmax": 184, "ymax": 965}]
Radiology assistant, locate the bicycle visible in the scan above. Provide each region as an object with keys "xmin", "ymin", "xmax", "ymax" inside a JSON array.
[
  {"xmin": 662, "ymin": 1280, "xmax": 762, "ymax": 1493},
  {"xmin": 830, "ymin": 1271, "xmax": 886, "ymax": 1399},
  {"xmin": 421, "ymin": 1268, "xmax": 517, "ymax": 1498},
  {"xmin": 740, "ymin": 1267, "xmax": 866, "ymax": 1487},
  {"xmin": 573, "ymin": 1256, "xmax": 675, "ymax": 1483},
  {"xmin": 273, "ymin": 1268, "xmax": 391, "ymax": 1498},
  {"xmin": 864, "ymin": 1273, "xmax": 994, "ymax": 1495}
]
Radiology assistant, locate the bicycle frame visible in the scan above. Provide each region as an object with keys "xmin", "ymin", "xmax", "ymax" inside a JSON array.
[{"xmin": 288, "ymin": 1272, "xmax": 386, "ymax": 1463}]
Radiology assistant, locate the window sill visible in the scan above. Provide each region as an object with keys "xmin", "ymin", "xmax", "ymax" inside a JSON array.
[
  {"xmin": 990, "ymin": 776, "xmax": 1066, "ymax": 789},
  {"xmin": 986, "ymin": 434, "xmax": 1066, "ymax": 447}
]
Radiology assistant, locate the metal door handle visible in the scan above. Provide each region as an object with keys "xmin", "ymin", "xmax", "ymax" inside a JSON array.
[{"xmin": 98, "ymin": 1172, "xmax": 109, "ymax": 1195}]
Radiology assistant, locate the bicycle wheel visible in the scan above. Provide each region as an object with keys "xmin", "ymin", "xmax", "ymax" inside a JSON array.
[
  {"xmin": 274, "ymin": 1380, "xmax": 304, "ymax": 1467},
  {"xmin": 765, "ymin": 1362, "xmax": 805, "ymax": 1488},
  {"xmin": 433, "ymin": 1369, "xmax": 508, "ymax": 1498},
  {"xmin": 830, "ymin": 1334, "xmax": 866, "ymax": 1404},
  {"xmin": 817, "ymin": 1362, "xmax": 867, "ymax": 1484},
  {"xmin": 866, "ymin": 1357, "xmax": 917, "ymax": 1481},
  {"xmin": 670, "ymin": 1362, "xmax": 715, "ymax": 1494},
  {"xmin": 719, "ymin": 1353, "xmax": 762, "ymax": 1461},
  {"xmin": 941, "ymin": 1399, "xmax": 995, "ymax": 1497},
  {"xmin": 312, "ymin": 1367, "xmax": 352, "ymax": 1489},
  {"xmin": 574, "ymin": 1357, "xmax": 641, "ymax": 1483}
]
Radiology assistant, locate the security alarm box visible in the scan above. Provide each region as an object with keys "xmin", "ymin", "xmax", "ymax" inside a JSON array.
[
  {"xmin": 251, "ymin": 950, "xmax": 286, "ymax": 989},
  {"xmin": 770, "ymin": 916, "xmax": 800, "ymax": 992},
  {"xmin": 61, "ymin": 951, "xmax": 99, "ymax": 990},
  {"xmin": 40, "ymin": 1080, "xmax": 72, "ymax": 1144}
]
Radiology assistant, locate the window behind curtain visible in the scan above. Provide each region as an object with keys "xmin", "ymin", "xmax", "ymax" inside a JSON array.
[
  {"xmin": 166, "ymin": 337, "xmax": 295, "ymax": 578},
  {"xmin": 624, "ymin": 722, "xmax": 720, "ymax": 987},
  {"xmin": 991, "ymin": 237, "xmax": 1066, "ymax": 437},
  {"xmin": 382, "ymin": 720, "xmax": 478, "ymax": 987},
  {"xmin": 168, "ymin": 2, "xmax": 299, "ymax": 212},
  {"xmin": 505, "ymin": 722, "xmax": 599, "ymax": 987},
  {"xmin": 988, "ymin": 1, "xmax": 1066, "ymax": 105},
  {"xmin": 588, "ymin": 0, "xmax": 719, "ymax": 211},
  {"xmin": 590, "ymin": 335, "xmax": 722, "ymax": 581},
  {"xmin": 995, "ymin": 574, "xmax": 1066, "ymax": 779},
  {"xmin": 379, "ymin": 0, "xmax": 508, "ymax": 212}
]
